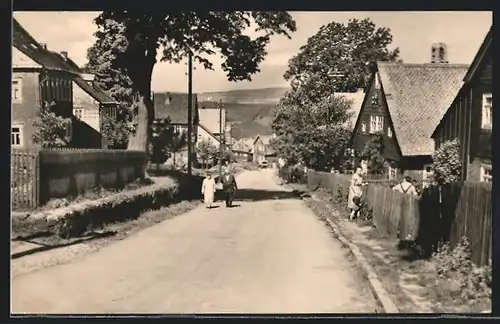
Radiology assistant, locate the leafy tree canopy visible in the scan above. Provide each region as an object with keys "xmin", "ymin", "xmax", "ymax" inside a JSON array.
[
  {"xmin": 285, "ymin": 18, "xmax": 400, "ymax": 98},
  {"xmin": 32, "ymin": 102, "xmax": 72, "ymax": 148},
  {"xmin": 431, "ymin": 138, "xmax": 462, "ymax": 184},
  {"xmin": 360, "ymin": 132, "xmax": 387, "ymax": 175},
  {"xmin": 90, "ymin": 12, "xmax": 296, "ymax": 151}
]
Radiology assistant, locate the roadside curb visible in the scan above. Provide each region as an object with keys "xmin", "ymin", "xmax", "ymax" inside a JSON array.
[
  {"xmin": 309, "ymin": 192, "xmax": 399, "ymax": 314},
  {"xmin": 277, "ymin": 178, "xmax": 399, "ymax": 314}
]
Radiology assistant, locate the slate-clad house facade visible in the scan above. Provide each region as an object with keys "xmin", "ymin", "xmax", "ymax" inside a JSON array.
[
  {"xmin": 431, "ymin": 27, "xmax": 492, "ymax": 182},
  {"xmin": 350, "ymin": 60, "xmax": 468, "ymax": 180}
]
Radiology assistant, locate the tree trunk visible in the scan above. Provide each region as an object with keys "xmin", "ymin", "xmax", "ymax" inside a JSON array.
[{"xmin": 127, "ymin": 56, "xmax": 155, "ymax": 152}]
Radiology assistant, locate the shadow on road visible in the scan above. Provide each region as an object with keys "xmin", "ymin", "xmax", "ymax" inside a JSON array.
[{"xmin": 232, "ymin": 189, "xmax": 300, "ymax": 202}]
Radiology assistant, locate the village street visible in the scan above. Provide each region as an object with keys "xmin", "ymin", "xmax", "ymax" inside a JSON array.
[{"xmin": 12, "ymin": 169, "xmax": 378, "ymax": 314}]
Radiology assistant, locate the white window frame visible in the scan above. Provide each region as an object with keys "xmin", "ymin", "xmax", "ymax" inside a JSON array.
[
  {"xmin": 370, "ymin": 116, "xmax": 384, "ymax": 133},
  {"xmin": 361, "ymin": 122, "xmax": 367, "ymax": 133},
  {"xmin": 481, "ymin": 93, "xmax": 492, "ymax": 129},
  {"xmin": 73, "ymin": 108, "xmax": 84, "ymax": 120},
  {"xmin": 12, "ymin": 78, "xmax": 22, "ymax": 103},
  {"xmin": 11, "ymin": 124, "xmax": 24, "ymax": 147},
  {"xmin": 480, "ymin": 164, "xmax": 492, "ymax": 182},
  {"xmin": 387, "ymin": 126, "xmax": 392, "ymax": 138},
  {"xmin": 374, "ymin": 73, "xmax": 381, "ymax": 90},
  {"xmin": 423, "ymin": 163, "xmax": 434, "ymax": 181}
]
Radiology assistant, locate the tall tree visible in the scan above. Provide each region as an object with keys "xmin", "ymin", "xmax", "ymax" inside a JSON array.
[
  {"xmin": 91, "ymin": 12, "xmax": 296, "ymax": 152},
  {"xmin": 285, "ymin": 18, "xmax": 400, "ymax": 98},
  {"xmin": 85, "ymin": 19, "xmax": 134, "ymax": 148}
]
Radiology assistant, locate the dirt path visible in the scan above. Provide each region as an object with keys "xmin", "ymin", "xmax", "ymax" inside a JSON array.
[{"xmin": 12, "ymin": 169, "xmax": 378, "ymax": 314}]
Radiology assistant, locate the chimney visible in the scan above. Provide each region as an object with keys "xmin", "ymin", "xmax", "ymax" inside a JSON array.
[
  {"xmin": 60, "ymin": 51, "xmax": 68, "ymax": 60},
  {"xmin": 431, "ymin": 43, "xmax": 448, "ymax": 63},
  {"xmin": 39, "ymin": 43, "xmax": 47, "ymax": 50}
]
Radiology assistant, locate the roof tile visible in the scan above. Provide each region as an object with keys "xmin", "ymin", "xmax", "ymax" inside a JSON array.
[{"xmin": 377, "ymin": 62, "xmax": 468, "ymax": 156}]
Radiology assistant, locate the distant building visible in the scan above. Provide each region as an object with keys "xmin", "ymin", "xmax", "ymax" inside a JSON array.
[
  {"xmin": 252, "ymin": 134, "xmax": 275, "ymax": 164},
  {"xmin": 197, "ymin": 100, "xmax": 226, "ymax": 144},
  {"xmin": 432, "ymin": 27, "xmax": 492, "ymax": 182}
]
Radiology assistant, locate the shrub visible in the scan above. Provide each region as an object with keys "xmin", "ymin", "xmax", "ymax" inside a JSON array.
[
  {"xmin": 433, "ymin": 237, "xmax": 491, "ymax": 303},
  {"xmin": 360, "ymin": 133, "xmax": 387, "ymax": 175},
  {"xmin": 32, "ymin": 101, "xmax": 72, "ymax": 148},
  {"xmin": 431, "ymin": 138, "xmax": 461, "ymax": 184}
]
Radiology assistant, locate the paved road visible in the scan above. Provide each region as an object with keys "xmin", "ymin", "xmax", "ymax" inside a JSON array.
[{"xmin": 12, "ymin": 169, "xmax": 377, "ymax": 314}]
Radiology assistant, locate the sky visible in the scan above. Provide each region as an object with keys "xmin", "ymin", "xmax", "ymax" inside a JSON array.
[{"xmin": 14, "ymin": 11, "xmax": 492, "ymax": 93}]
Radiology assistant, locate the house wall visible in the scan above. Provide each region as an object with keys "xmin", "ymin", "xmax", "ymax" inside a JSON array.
[
  {"xmin": 73, "ymin": 81, "xmax": 100, "ymax": 131},
  {"xmin": 433, "ymin": 48, "xmax": 491, "ymax": 181},
  {"xmin": 351, "ymin": 72, "xmax": 400, "ymax": 163},
  {"xmin": 12, "ymin": 71, "xmax": 41, "ymax": 149}
]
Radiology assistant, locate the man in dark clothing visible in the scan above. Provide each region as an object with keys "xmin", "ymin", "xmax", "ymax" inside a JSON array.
[{"xmin": 221, "ymin": 168, "xmax": 238, "ymax": 207}]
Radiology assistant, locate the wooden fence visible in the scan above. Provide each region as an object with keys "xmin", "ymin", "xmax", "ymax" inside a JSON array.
[
  {"xmin": 305, "ymin": 171, "xmax": 492, "ymax": 266},
  {"xmin": 11, "ymin": 149, "xmax": 40, "ymax": 209},
  {"xmin": 11, "ymin": 148, "xmax": 147, "ymax": 211}
]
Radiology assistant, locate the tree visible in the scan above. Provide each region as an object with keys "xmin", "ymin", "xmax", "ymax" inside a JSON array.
[
  {"xmin": 284, "ymin": 18, "xmax": 400, "ymax": 97},
  {"xmin": 90, "ymin": 12, "xmax": 296, "ymax": 152},
  {"xmin": 271, "ymin": 92, "xmax": 353, "ymax": 171},
  {"xmin": 431, "ymin": 138, "xmax": 462, "ymax": 184},
  {"xmin": 32, "ymin": 102, "xmax": 72, "ymax": 148},
  {"xmin": 166, "ymin": 130, "xmax": 187, "ymax": 168},
  {"xmin": 85, "ymin": 19, "xmax": 135, "ymax": 148},
  {"xmin": 197, "ymin": 139, "xmax": 218, "ymax": 168},
  {"xmin": 360, "ymin": 133, "xmax": 387, "ymax": 175}
]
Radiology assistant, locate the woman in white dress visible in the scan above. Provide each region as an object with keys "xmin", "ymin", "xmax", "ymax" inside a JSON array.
[{"xmin": 201, "ymin": 172, "xmax": 216, "ymax": 208}]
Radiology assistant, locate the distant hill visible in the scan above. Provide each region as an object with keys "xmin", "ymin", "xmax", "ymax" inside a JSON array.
[{"xmin": 198, "ymin": 87, "xmax": 288, "ymax": 139}]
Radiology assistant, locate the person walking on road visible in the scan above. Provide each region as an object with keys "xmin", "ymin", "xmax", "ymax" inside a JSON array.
[
  {"xmin": 221, "ymin": 168, "xmax": 238, "ymax": 208},
  {"xmin": 348, "ymin": 167, "xmax": 367, "ymax": 220},
  {"xmin": 392, "ymin": 176, "xmax": 418, "ymax": 196},
  {"xmin": 201, "ymin": 172, "xmax": 216, "ymax": 208}
]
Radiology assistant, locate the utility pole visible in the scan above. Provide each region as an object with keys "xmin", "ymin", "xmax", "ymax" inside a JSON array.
[
  {"xmin": 218, "ymin": 99, "xmax": 223, "ymax": 178},
  {"xmin": 187, "ymin": 53, "xmax": 193, "ymax": 175}
]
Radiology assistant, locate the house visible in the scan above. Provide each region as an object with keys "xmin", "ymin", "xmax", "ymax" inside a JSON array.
[
  {"xmin": 431, "ymin": 27, "xmax": 492, "ymax": 182},
  {"xmin": 197, "ymin": 100, "xmax": 226, "ymax": 144},
  {"xmin": 349, "ymin": 51, "xmax": 468, "ymax": 180},
  {"xmin": 231, "ymin": 137, "xmax": 253, "ymax": 161},
  {"xmin": 12, "ymin": 18, "xmax": 118, "ymax": 149},
  {"xmin": 48, "ymin": 50, "xmax": 119, "ymax": 148},
  {"xmin": 12, "ymin": 18, "xmax": 76, "ymax": 149},
  {"xmin": 336, "ymin": 88, "xmax": 365, "ymax": 130},
  {"xmin": 153, "ymin": 92, "xmax": 199, "ymax": 165},
  {"xmin": 252, "ymin": 134, "xmax": 276, "ymax": 164}
]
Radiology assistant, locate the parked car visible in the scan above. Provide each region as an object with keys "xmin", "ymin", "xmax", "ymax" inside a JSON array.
[{"xmin": 259, "ymin": 160, "xmax": 268, "ymax": 168}]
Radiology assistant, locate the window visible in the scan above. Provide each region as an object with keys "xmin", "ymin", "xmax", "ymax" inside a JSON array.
[
  {"xmin": 73, "ymin": 108, "xmax": 84, "ymax": 120},
  {"xmin": 11, "ymin": 124, "xmax": 23, "ymax": 147},
  {"xmin": 12, "ymin": 78, "xmax": 22, "ymax": 102},
  {"xmin": 387, "ymin": 126, "xmax": 392, "ymax": 138},
  {"xmin": 388, "ymin": 165, "xmax": 398, "ymax": 180},
  {"xmin": 370, "ymin": 116, "xmax": 384, "ymax": 133},
  {"xmin": 361, "ymin": 122, "xmax": 367, "ymax": 133},
  {"xmin": 423, "ymin": 164, "xmax": 434, "ymax": 181},
  {"xmin": 374, "ymin": 73, "xmax": 381, "ymax": 90},
  {"xmin": 480, "ymin": 164, "xmax": 492, "ymax": 182},
  {"xmin": 481, "ymin": 93, "xmax": 492, "ymax": 129}
]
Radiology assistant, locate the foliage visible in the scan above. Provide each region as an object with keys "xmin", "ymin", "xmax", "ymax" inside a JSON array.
[
  {"xmin": 271, "ymin": 92, "xmax": 353, "ymax": 171},
  {"xmin": 197, "ymin": 139, "xmax": 218, "ymax": 166},
  {"xmin": 101, "ymin": 114, "xmax": 133, "ymax": 149},
  {"xmin": 90, "ymin": 12, "xmax": 297, "ymax": 151},
  {"xmin": 150, "ymin": 121, "xmax": 187, "ymax": 164},
  {"xmin": 32, "ymin": 102, "xmax": 72, "ymax": 148},
  {"xmin": 360, "ymin": 133, "xmax": 387, "ymax": 175},
  {"xmin": 433, "ymin": 237, "xmax": 491, "ymax": 305},
  {"xmin": 431, "ymin": 138, "xmax": 462, "ymax": 184},
  {"xmin": 284, "ymin": 18, "xmax": 400, "ymax": 96}
]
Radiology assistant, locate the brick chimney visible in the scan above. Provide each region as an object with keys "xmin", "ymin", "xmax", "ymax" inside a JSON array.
[
  {"xmin": 60, "ymin": 51, "xmax": 68, "ymax": 60},
  {"xmin": 431, "ymin": 43, "xmax": 448, "ymax": 63}
]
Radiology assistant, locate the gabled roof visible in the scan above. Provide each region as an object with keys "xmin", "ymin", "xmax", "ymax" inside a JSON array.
[
  {"xmin": 49, "ymin": 50, "xmax": 81, "ymax": 74},
  {"xmin": 336, "ymin": 89, "xmax": 365, "ymax": 129},
  {"xmin": 74, "ymin": 77, "xmax": 117, "ymax": 104},
  {"xmin": 376, "ymin": 62, "xmax": 468, "ymax": 156},
  {"xmin": 199, "ymin": 107, "xmax": 223, "ymax": 134},
  {"xmin": 154, "ymin": 92, "xmax": 198, "ymax": 124},
  {"xmin": 463, "ymin": 26, "xmax": 492, "ymax": 84},
  {"xmin": 12, "ymin": 18, "xmax": 74, "ymax": 73}
]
